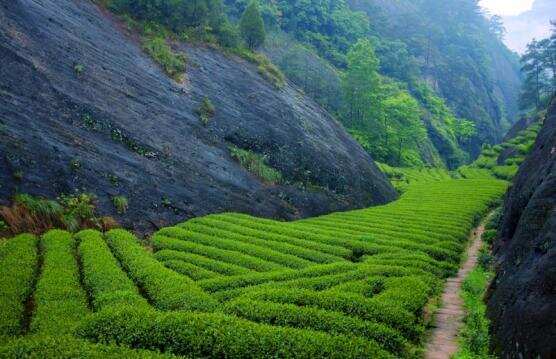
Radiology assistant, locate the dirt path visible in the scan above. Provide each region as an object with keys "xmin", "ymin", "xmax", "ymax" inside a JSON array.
[{"xmin": 425, "ymin": 222, "xmax": 485, "ymax": 359}]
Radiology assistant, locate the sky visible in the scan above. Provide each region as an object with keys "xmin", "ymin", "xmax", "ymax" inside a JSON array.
[
  {"xmin": 479, "ymin": 0, "xmax": 535, "ymax": 16},
  {"xmin": 480, "ymin": 0, "xmax": 552, "ymax": 53}
]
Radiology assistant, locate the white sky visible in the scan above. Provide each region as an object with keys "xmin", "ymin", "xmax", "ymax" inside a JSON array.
[{"xmin": 480, "ymin": 0, "xmax": 535, "ymax": 16}]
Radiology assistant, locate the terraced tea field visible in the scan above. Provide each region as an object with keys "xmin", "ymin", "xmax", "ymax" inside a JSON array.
[{"xmin": 0, "ymin": 179, "xmax": 507, "ymax": 358}]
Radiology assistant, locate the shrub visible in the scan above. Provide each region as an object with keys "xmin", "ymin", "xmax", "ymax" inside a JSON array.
[
  {"xmin": 73, "ymin": 63, "xmax": 84, "ymax": 75},
  {"xmin": 77, "ymin": 230, "xmax": 148, "ymax": 310},
  {"xmin": 142, "ymin": 36, "xmax": 186, "ymax": 82},
  {"xmin": 1, "ymin": 193, "xmax": 103, "ymax": 234},
  {"xmin": 198, "ymin": 262, "xmax": 354, "ymax": 293},
  {"xmin": 180, "ymin": 220, "xmax": 345, "ymax": 263},
  {"xmin": 154, "ymin": 249, "xmax": 250, "ymax": 276},
  {"xmin": 162, "ymin": 260, "xmax": 222, "ymax": 281},
  {"xmin": 106, "ymin": 229, "xmax": 218, "ymax": 311},
  {"xmin": 0, "ymin": 335, "xmax": 175, "ymax": 358},
  {"xmin": 477, "ymin": 246, "xmax": 493, "ymax": 271},
  {"xmin": 182, "ymin": 215, "xmax": 351, "ymax": 257},
  {"xmin": 491, "ymin": 165, "xmax": 518, "ymax": 180},
  {"xmin": 485, "ymin": 208, "xmax": 502, "ymax": 230},
  {"xmin": 158, "ymin": 226, "xmax": 313, "ymax": 269},
  {"xmin": 196, "ymin": 97, "xmax": 215, "ymax": 126},
  {"xmin": 111, "ymin": 196, "xmax": 129, "ymax": 214},
  {"xmin": 229, "ymin": 145, "xmax": 282, "ymax": 184},
  {"xmin": 0, "ymin": 234, "xmax": 38, "ymax": 337},
  {"xmin": 152, "ymin": 234, "xmax": 284, "ymax": 272},
  {"xmin": 482, "ymin": 229, "xmax": 497, "ymax": 245},
  {"xmin": 223, "ymin": 298, "xmax": 408, "ymax": 354},
  {"xmin": 77, "ymin": 307, "xmax": 393, "ymax": 358},
  {"xmin": 31, "ymin": 230, "xmax": 90, "ymax": 335},
  {"xmin": 243, "ymin": 288, "xmax": 420, "ymax": 340},
  {"xmin": 455, "ymin": 268, "xmax": 492, "ymax": 358}
]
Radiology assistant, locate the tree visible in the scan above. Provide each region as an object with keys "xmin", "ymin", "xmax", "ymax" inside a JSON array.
[
  {"xmin": 342, "ymin": 39, "xmax": 381, "ymax": 127},
  {"xmin": 520, "ymin": 31, "xmax": 555, "ymax": 110},
  {"xmin": 381, "ymin": 90, "xmax": 425, "ymax": 165},
  {"xmin": 240, "ymin": 0, "xmax": 266, "ymax": 49},
  {"xmin": 489, "ymin": 15, "xmax": 506, "ymax": 40}
]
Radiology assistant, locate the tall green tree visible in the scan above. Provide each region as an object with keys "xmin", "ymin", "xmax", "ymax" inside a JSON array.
[
  {"xmin": 520, "ymin": 28, "xmax": 556, "ymax": 110},
  {"xmin": 240, "ymin": 0, "xmax": 266, "ymax": 49},
  {"xmin": 342, "ymin": 39, "xmax": 381, "ymax": 127}
]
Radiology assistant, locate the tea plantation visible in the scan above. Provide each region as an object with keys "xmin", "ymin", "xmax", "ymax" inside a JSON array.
[{"xmin": 0, "ymin": 179, "xmax": 507, "ymax": 358}]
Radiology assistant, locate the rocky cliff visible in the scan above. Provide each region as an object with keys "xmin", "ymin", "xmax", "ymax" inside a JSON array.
[
  {"xmin": 487, "ymin": 98, "xmax": 556, "ymax": 358},
  {"xmin": 0, "ymin": 0, "xmax": 396, "ymax": 233}
]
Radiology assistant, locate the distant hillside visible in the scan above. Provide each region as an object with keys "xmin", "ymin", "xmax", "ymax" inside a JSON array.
[
  {"xmin": 226, "ymin": 0, "xmax": 522, "ymax": 168},
  {"xmin": 0, "ymin": 0, "xmax": 396, "ymax": 233},
  {"xmin": 503, "ymin": 0, "xmax": 555, "ymax": 53},
  {"xmin": 349, "ymin": 0, "xmax": 522, "ymax": 155}
]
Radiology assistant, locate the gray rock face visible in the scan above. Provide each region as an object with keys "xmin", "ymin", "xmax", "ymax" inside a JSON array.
[
  {"xmin": 487, "ymin": 99, "xmax": 556, "ymax": 358},
  {"xmin": 0, "ymin": 0, "xmax": 396, "ymax": 233}
]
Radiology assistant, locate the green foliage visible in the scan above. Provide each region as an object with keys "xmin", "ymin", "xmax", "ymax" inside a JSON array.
[
  {"xmin": 454, "ymin": 267, "xmax": 493, "ymax": 359},
  {"xmin": 342, "ymin": 39, "xmax": 380, "ymax": 128},
  {"xmin": 227, "ymin": 0, "xmax": 370, "ymax": 67},
  {"xmin": 73, "ymin": 63, "xmax": 84, "ymax": 76},
  {"xmin": 459, "ymin": 120, "xmax": 540, "ymax": 181},
  {"xmin": 1, "ymin": 193, "xmax": 101, "ymax": 234},
  {"xmin": 157, "ymin": 226, "xmax": 312, "ymax": 269},
  {"xmin": 0, "ymin": 335, "xmax": 175, "ymax": 358},
  {"xmin": 229, "ymin": 145, "xmax": 282, "ymax": 184},
  {"xmin": 341, "ymin": 40, "xmax": 452, "ymax": 167},
  {"xmin": 240, "ymin": 0, "xmax": 266, "ymax": 49},
  {"xmin": 222, "ymin": 298, "xmax": 408, "ymax": 354},
  {"xmin": 162, "ymin": 260, "xmax": 222, "ymax": 281},
  {"xmin": 142, "ymin": 36, "xmax": 186, "ymax": 82},
  {"xmin": 196, "ymin": 97, "xmax": 215, "ymax": 125},
  {"xmin": 519, "ymin": 25, "xmax": 556, "ymax": 111},
  {"xmin": 77, "ymin": 230, "xmax": 148, "ymax": 310},
  {"xmin": 154, "ymin": 249, "xmax": 251, "ymax": 276},
  {"xmin": 152, "ymin": 234, "xmax": 285, "ymax": 272},
  {"xmin": 106, "ymin": 229, "xmax": 218, "ymax": 311},
  {"xmin": 0, "ymin": 234, "xmax": 37, "ymax": 337},
  {"xmin": 265, "ymin": 33, "xmax": 342, "ymax": 112},
  {"xmin": 108, "ymin": 0, "xmax": 233, "ymax": 46},
  {"xmin": 482, "ymin": 230, "xmax": 497, "ymax": 245},
  {"xmin": 0, "ymin": 178, "xmax": 509, "ymax": 357},
  {"xmin": 0, "ymin": 220, "xmax": 7, "ymax": 233},
  {"xmin": 58, "ymin": 193, "xmax": 98, "ymax": 232},
  {"xmin": 77, "ymin": 307, "xmax": 393, "ymax": 358},
  {"xmin": 111, "ymin": 196, "xmax": 129, "ymax": 214},
  {"xmin": 31, "ymin": 230, "xmax": 90, "ymax": 335},
  {"xmin": 227, "ymin": 0, "xmax": 517, "ymax": 166}
]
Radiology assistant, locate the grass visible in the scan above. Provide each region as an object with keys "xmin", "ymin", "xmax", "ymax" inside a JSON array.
[
  {"xmin": 229, "ymin": 145, "xmax": 283, "ymax": 184},
  {"xmin": 0, "ymin": 193, "xmax": 113, "ymax": 235},
  {"xmin": 0, "ymin": 178, "xmax": 507, "ymax": 357},
  {"xmin": 196, "ymin": 97, "xmax": 215, "ymax": 126},
  {"xmin": 454, "ymin": 267, "xmax": 493, "ymax": 359},
  {"xmin": 111, "ymin": 196, "xmax": 129, "ymax": 214},
  {"xmin": 142, "ymin": 36, "xmax": 186, "ymax": 82}
]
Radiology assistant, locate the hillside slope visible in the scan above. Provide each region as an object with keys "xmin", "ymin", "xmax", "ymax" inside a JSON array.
[
  {"xmin": 348, "ymin": 0, "xmax": 521, "ymax": 156},
  {"xmin": 0, "ymin": 0, "xmax": 396, "ymax": 233},
  {"xmin": 487, "ymin": 99, "xmax": 556, "ymax": 357}
]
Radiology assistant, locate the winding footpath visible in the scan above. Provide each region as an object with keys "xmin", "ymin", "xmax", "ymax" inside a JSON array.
[{"xmin": 425, "ymin": 222, "xmax": 486, "ymax": 359}]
